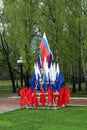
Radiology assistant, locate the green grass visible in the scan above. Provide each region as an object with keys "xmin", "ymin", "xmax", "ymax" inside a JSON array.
[
  {"xmin": 71, "ymin": 91, "xmax": 87, "ymax": 97},
  {"xmin": 0, "ymin": 81, "xmax": 12, "ymax": 89},
  {"xmin": 0, "ymin": 107, "xmax": 87, "ymax": 130},
  {"xmin": 0, "ymin": 81, "xmax": 12, "ymax": 95}
]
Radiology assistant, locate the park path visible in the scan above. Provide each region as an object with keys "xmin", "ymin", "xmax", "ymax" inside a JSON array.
[
  {"xmin": 0, "ymin": 94, "xmax": 20, "ymax": 114},
  {"xmin": 0, "ymin": 94, "xmax": 87, "ymax": 114}
]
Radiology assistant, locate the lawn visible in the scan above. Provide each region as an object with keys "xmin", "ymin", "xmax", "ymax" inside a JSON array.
[
  {"xmin": 0, "ymin": 106, "xmax": 87, "ymax": 130},
  {"xmin": 0, "ymin": 81, "xmax": 12, "ymax": 95},
  {"xmin": 0, "ymin": 80, "xmax": 87, "ymax": 97},
  {"xmin": 0, "ymin": 80, "xmax": 12, "ymax": 88}
]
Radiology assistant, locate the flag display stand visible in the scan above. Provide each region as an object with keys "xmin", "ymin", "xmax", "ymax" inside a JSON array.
[{"xmin": 19, "ymin": 33, "xmax": 70, "ymax": 110}]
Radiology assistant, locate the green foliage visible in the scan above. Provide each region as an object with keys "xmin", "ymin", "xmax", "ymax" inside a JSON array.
[
  {"xmin": 1, "ymin": 0, "xmax": 40, "ymax": 76},
  {"xmin": 0, "ymin": 0, "xmax": 87, "ymax": 87}
]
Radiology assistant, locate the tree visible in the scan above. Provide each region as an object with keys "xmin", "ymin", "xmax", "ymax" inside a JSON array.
[
  {"xmin": 0, "ymin": 0, "xmax": 40, "ymax": 90},
  {"xmin": 0, "ymin": 20, "xmax": 17, "ymax": 93},
  {"xmin": 1, "ymin": 0, "xmax": 87, "ymax": 94},
  {"xmin": 38, "ymin": 0, "xmax": 87, "ymax": 93}
]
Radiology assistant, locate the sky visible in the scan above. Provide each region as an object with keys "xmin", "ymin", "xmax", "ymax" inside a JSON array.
[
  {"xmin": 0, "ymin": 0, "xmax": 3, "ymax": 9},
  {"xmin": 0, "ymin": 0, "xmax": 2, "ymax": 4},
  {"xmin": 0, "ymin": 0, "xmax": 4, "ymax": 14}
]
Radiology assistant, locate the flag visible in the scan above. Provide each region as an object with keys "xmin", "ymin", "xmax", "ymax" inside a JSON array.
[
  {"xmin": 33, "ymin": 89, "xmax": 39, "ymax": 107},
  {"xmin": 57, "ymin": 86, "xmax": 70, "ymax": 107},
  {"xmin": 44, "ymin": 58, "xmax": 50, "ymax": 81},
  {"xmin": 59, "ymin": 74, "xmax": 64, "ymax": 88},
  {"xmin": 55, "ymin": 72, "xmax": 59, "ymax": 91},
  {"xmin": 40, "ymin": 87, "xmax": 46, "ymax": 107},
  {"xmin": 41, "ymin": 55, "xmax": 46, "ymax": 69},
  {"xmin": 30, "ymin": 73, "xmax": 36, "ymax": 92},
  {"xmin": 39, "ymin": 32, "xmax": 50, "ymax": 56},
  {"xmin": 25, "ymin": 87, "xmax": 30, "ymax": 107},
  {"xmin": 19, "ymin": 87, "xmax": 26, "ymax": 107},
  {"xmin": 34, "ymin": 63, "xmax": 41, "ymax": 80},
  {"xmin": 37, "ymin": 53, "xmax": 42, "ymax": 69},
  {"xmin": 57, "ymin": 87, "xmax": 64, "ymax": 107},
  {"xmin": 39, "ymin": 32, "xmax": 53, "ymax": 68},
  {"xmin": 48, "ymin": 53, "xmax": 53, "ymax": 68},
  {"xmin": 28, "ymin": 87, "xmax": 33, "ymax": 106},
  {"xmin": 56, "ymin": 63, "xmax": 60, "ymax": 74},
  {"xmin": 49, "ymin": 63, "xmax": 55, "ymax": 82},
  {"xmin": 56, "ymin": 73, "xmax": 64, "ymax": 91},
  {"xmin": 37, "ymin": 73, "xmax": 41, "ymax": 91},
  {"xmin": 62, "ymin": 86, "xmax": 70, "ymax": 105},
  {"xmin": 43, "ymin": 73, "xmax": 47, "ymax": 92}
]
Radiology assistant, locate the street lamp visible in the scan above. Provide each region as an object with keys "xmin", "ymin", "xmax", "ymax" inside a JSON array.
[{"xmin": 17, "ymin": 57, "xmax": 24, "ymax": 87}]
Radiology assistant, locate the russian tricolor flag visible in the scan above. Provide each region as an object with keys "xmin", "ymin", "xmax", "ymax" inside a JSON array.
[{"xmin": 39, "ymin": 32, "xmax": 53, "ymax": 68}]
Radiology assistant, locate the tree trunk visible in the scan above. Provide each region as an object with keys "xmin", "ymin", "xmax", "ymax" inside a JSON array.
[
  {"xmin": 72, "ymin": 65, "xmax": 76, "ymax": 93},
  {"xmin": 72, "ymin": 75, "xmax": 76, "ymax": 93},
  {"xmin": 7, "ymin": 59, "xmax": 16, "ymax": 93},
  {"xmin": 78, "ymin": 0, "xmax": 82, "ymax": 91},
  {"xmin": 24, "ymin": 72, "xmax": 28, "ymax": 86},
  {"xmin": 78, "ymin": 58, "xmax": 81, "ymax": 91}
]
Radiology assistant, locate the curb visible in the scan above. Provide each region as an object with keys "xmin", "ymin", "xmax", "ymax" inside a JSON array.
[
  {"xmin": 70, "ymin": 97, "xmax": 87, "ymax": 100},
  {"xmin": 0, "ymin": 106, "xmax": 20, "ymax": 114},
  {"xmin": 67, "ymin": 104, "xmax": 87, "ymax": 107}
]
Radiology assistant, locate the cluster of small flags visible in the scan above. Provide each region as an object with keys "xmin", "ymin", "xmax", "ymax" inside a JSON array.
[
  {"xmin": 19, "ymin": 86, "xmax": 70, "ymax": 108},
  {"xmin": 19, "ymin": 33, "xmax": 70, "ymax": 108},
  {"xmin": 34, "ymin": 62, "xmax": 64, "ymax": 92},
  {"xmin": 33, "ymin": 32, "xmax": 64, "ymax": 92}
]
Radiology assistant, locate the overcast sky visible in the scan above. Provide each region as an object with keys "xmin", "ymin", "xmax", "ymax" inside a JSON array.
[
  {"xmin": 0, "ymin": 0, "xmax": 3, "ymax": 12},
  {"xmin": 0, "ymin": 0, "xmax": 3, "ymax": 7},
  {"xmin": 0, "ymin": 0, "xmax": 1, "ymax": 2}
]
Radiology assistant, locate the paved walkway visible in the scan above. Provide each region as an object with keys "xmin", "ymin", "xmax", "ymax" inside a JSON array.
[
  {"xmin": 0, "ymin": 94, "xmax": 20, "ymax": 114},
  {"xmin": 0, "ymin": 94, "xmax": 87, "ymax": 114},
  {"xmin": 69, "ymin": 97, "xmax": 87, "ymax": 106}
]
